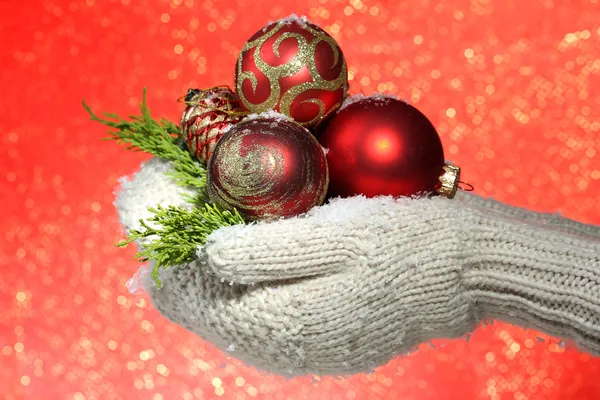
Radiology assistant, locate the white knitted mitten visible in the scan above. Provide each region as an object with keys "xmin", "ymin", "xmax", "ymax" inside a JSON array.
[{"xmin": 116, "ymin": 157, "xmax": 600, "ymax": 376}]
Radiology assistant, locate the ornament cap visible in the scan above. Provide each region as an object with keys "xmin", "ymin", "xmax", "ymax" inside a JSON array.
[
  {"xmin": 437, "ymin": 162, "xmax": 461, "ymax": 199},
  {"xmin": 184, "ymin": 88, "xmax": 201, "ymax": 103}
]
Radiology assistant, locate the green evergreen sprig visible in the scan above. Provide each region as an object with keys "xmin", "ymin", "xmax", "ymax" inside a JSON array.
[
  {"xmin": 84, "ymin": 89, "xmax": 246, "ymax": 286},
  {"xmin": 118, "ymin": 204, "xmax": 244, "ymax": 287},
  {"xmin": 82, "ymin": 88, "xmax": 207, "ymax": 197}
]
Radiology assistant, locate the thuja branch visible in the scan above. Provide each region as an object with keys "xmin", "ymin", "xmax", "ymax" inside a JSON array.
[
  {"xmin": 118, "ymin": 204, "xmax": 245, "ymax": 287},
  {"xmin": 82, "ymin": 89, "xmax": 207, "ymax": 195},
  {"xmin": 84, "ymin": 90, "xmax": 246, "ymax": 286}
]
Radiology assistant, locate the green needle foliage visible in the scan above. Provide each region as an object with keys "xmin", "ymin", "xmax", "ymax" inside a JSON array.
[
  {"xmin": 118, "ymin": 204, "xmax": 244, "ymax": 288},
  {"xmin": 84, "ymin": 89, "xmax": 245, "ymax": 286},
  {"xmin": 83, "ymin": 88, "xmax": 207, "ymax": 197}
]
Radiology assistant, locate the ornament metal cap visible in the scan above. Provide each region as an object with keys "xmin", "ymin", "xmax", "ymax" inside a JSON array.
[{"xmin": 437, "ymin": 161, "xmax": 461, "ymax": 199}]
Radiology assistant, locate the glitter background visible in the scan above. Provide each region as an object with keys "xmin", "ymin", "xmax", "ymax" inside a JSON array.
[{"xmin": 1, "ymin": 0, "xmax": 600, "ymax": 399}]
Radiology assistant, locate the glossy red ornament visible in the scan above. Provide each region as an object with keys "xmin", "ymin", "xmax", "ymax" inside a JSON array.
[
  {"xmin": 234, "ymin": 16, "xmax": 348, "ymax": 128},
  {"xmin": 318, "ymin": 96, "xmax": 445, "ymax": 198},
  {"xmin": 207, "ymin": 116, "xmax": 329, "ymax": 221},
  {"xmin": 180, "ymin": 87, "xmax": 243, "ymax": 165}
]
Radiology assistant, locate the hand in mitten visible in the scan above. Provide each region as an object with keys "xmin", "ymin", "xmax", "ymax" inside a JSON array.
[{"xmin": 116, "ymin": 157, "xmax": 600, "ymax": 377}]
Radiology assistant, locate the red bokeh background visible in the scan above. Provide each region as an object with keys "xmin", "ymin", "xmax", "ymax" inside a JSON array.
[{"xmin": 1, "ymin": 0, "xmax": 599, "ymax": 399}]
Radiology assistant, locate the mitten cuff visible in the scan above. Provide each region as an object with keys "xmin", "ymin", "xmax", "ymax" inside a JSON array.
[{"xmin": 460, "ymin": 205, "xmax": 600, "ymax": 354}]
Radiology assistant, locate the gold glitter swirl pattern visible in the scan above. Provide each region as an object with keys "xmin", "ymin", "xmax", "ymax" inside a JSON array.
[
  {"xmin": 235, "ymin": 19, "xmax": 348, "ymax": 127},
  {"xmin": 207, "ymin": 118, "xmax": 329, "ymax": 221}
]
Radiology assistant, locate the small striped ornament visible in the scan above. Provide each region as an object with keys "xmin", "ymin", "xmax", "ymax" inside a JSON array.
[{"xmin": 180, "ymin": 87, "xmax": 243, "ymax": 165}]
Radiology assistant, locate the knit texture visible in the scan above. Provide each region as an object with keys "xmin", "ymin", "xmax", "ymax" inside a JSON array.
[{"xmin": 116, "ymin": 157, "xmax": 600, "ymax": 376}]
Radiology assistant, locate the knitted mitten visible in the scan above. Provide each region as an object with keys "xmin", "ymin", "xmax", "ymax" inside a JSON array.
[{"xmin": 116, "ymin": 157, "xmax": 600, "ymax": 377}]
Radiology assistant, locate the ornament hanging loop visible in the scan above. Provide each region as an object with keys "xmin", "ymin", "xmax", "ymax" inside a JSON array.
[{"xmin": 458, "ymin": 181, "xmax": 475, "ymax": 192}]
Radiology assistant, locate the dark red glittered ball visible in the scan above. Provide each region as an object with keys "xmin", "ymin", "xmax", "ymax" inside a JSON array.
[
  {"xmin": 318, "ymin": 96, "xmax": 445, "ymax": 198},
  {"xmin": 207, "ymin": 116, "xmax": 329, "ymax": 221}
]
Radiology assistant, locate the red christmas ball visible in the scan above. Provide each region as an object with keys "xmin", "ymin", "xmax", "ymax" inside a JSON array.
[
  {"xmin": 180, "ymin": 87, "xmax": 243, "ymax": 165},
  {"xmin": 234, "ymin": 16, "xmax": 348, "ymax": 128},
  {"xmin": 318, "ymin": 96, "xmax": 445, "ymax": 198},
  {"xmin": 207, "ymin": 116, "xmax": 329, "ymax": 221}
]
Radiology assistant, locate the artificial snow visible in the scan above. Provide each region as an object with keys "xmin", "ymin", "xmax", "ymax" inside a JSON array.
[
  {"xmin": 339, "ymin": 92, "xmax": 405, "ymax": 111},
  {"xmin": 242, "ymin": 110, "xmax": 292, "ymax": 123},
  {"xmin": 220, "ymin": 122, "xmax": 235, "ymax": 135},
  {"xmin": 219, "ymin": 110, "xmax": 289, "ymax": 135},
  {"xmin": 201, "ymin": 91, "xmax": 230, "ymax": 103},
  {"xmin": 270, "ymin": 14, "xmax": 309, "ymax": 26},
  {"xmin": 339, "ymin": 93, "xmax": 368, "ymax": 110},
  {"xmin": 126, "ymin": 264, "xmax": 151, "ymax": 295}
]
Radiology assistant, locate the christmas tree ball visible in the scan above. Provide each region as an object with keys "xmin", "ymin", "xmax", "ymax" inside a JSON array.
[
  {"xmin": 207, "ymin": 115, "xmax": 329, "ymax": 221},
  {"xmin": 180, "ymin": 87, "xmax": 243, "ymax": 165},
  {"xmin": 318, "ymin": 95, "xmax": 445, "ymax": 198},
  {"xmin": 234, "ymin": 16, "xmax": 348, "ymax": 128}
]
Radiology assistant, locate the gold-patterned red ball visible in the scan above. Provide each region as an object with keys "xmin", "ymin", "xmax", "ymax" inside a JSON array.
[
  {"xmin": 234, "ymin": 17, "xmax": 348, "ymax": 128},
  {"xmin": 207, "ymin": 116, "xmax": 329, "ymax": 221}
]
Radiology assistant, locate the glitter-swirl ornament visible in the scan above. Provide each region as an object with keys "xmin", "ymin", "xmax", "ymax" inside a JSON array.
[
  {"xmin": 234, "ymin": 16, "xmax": 348, "ymax": 128},
  {"xmin": 207, "ymin": 116, "xmax": 329, "ymax": 221},
  {"xmin": 180, "ymin": 87, "xmax": 244, "ymax": 165}
]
